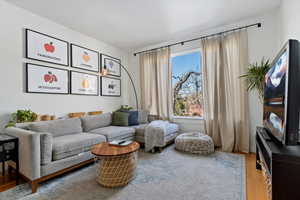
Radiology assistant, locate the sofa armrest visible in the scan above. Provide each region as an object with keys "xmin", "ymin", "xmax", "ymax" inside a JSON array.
[
  {"xmin": 40, "ymin": 132, "xmax": 53, "ymax": 165},
  {"xmin": 4, "ymin": 127, "xmax": 41, "ymax": 180}
]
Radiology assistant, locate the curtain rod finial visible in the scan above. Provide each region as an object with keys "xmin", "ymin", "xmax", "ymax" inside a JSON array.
[
  {"xmin": 134, "ymin": 53, "xmax": 137, "ymax": 56},
  {"xmin": 258, "ymin": 23, "xmax": 262, "ymax": 28}
]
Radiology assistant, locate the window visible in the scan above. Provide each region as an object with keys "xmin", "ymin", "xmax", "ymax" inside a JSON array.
[{"xmin": 171, "ymin": 50, "xmax": 203, "ymax": 118}]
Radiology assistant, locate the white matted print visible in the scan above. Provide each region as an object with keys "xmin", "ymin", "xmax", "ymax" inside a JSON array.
[
  {"xmin": 26, "ymin": 63, "xmax": 69, "ymax": 94},
  {"xmin": 101, "ymin": 77, "xmax": 121, "ymax": 97},
  {"xmin": 71, "ymin": 71, "xmax": 99, "ymax": 96},
  {"xmin": 26, "ymin": 29, "xmax": 69, "ymax": 66},
  {"xmin": 101, "ymin": 54, "xmax": 121, "ymax": 77},
  {"xmin": 71, "ymin": 44, "xmax": 99, "ymax": 72}
]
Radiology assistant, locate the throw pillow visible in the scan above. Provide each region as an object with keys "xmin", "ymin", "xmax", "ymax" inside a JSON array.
[
  {"xmin": 28, "ymin": 118, "xmax": 82, "ymax": 137},
  {"xmin": 138, "ymin": 110, "xmax": 149, "ymax": 124},
  {"xmin": 121, "ymin": 110, "xmax": 139, "ymax": 126},
  {"xmin": 81, "ymin": 113, "xmax": 112, "ymax": 132},
  {"xmin": 112, "ymin": 112, "xmax": 129, "ymax": 126}
]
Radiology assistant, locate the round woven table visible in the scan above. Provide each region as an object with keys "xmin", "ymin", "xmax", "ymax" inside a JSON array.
[{"xmin": 91, "ymin": 141, "xmax": 140, "ymax": 188}]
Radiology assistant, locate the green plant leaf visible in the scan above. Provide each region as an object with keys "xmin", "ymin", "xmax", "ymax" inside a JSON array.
[{"xmin": 240, "ymin": 58, "xmax": 271, "ymax": 100}]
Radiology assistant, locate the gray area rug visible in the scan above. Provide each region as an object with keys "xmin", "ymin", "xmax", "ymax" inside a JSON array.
[{"xmin": 0, "ymin": 146, "xmax": 245, "ymax": 200}]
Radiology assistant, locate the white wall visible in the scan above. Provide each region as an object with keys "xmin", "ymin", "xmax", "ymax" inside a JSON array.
[
  {"xmin": 280, "ymin": 0, "xmax": 300, "ymax": 43},
  {"xmin": 0, "ymin": 0, "xmax": 130, "ymax": 130},
  {"xmin": 128, "ymin": 9, "xmax": 281, "ymax": 152}
]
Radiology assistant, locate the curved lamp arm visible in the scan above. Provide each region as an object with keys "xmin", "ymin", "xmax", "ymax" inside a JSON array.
[{"xmin": 102, "ymin": 64, "xmax": 139, "ymax": 109}]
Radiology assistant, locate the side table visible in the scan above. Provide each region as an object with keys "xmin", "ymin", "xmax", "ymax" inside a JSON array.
[
  {"xmin": 91, "ymin": 142, "xmax": 140, "ymax": 187},
  {"xmin": 0, "ymin": 134, "xmax": 19, "ymax": 184}
]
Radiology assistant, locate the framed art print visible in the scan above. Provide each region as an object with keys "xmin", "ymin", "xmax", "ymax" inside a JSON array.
[
  {"xmin": 101, "ymin": 54, "xmax": 121, "ymax": 77},
  {"xmin": 71, "ymin": 44, "xmax": 99, "ymax": 72},
  {"xmin": 26, "ymin": 29, "xmax": 69, "ymax": 66},
  {"xmin": 70, "ymin": 71, "xmax": 99, "ymax": 96},
  {"xmin": 101, "ymin": 76, "xmax": 121, "ymax": 97},
  {"xmin": 26, "ymin": 63, "xmax": 69, "ymax": 94}
]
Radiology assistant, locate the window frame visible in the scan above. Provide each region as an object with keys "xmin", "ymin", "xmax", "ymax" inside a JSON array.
[{"xmin": 170, "ymin": 48, "xmax": 203, "ymax": 119}]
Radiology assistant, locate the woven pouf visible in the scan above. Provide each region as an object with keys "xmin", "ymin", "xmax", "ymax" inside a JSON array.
[{"xmin": 175, "ymin": 132, "xmax": 214, "ymax": 154}]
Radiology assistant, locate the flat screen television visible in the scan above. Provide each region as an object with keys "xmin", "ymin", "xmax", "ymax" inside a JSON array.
[{"xmin": 263, "ymin": 39, "xmax": 300, "ymax": 145}]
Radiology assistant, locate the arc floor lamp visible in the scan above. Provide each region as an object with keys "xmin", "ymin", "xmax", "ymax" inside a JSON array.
[{"xmin": 101, "ymin": 64, "xmax": 139, "ymax": 109}]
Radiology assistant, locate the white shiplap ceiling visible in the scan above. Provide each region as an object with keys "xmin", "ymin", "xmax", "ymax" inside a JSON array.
[{"xmin": 6, "ymin": 0, "xmax": 280, "ymax": 50}]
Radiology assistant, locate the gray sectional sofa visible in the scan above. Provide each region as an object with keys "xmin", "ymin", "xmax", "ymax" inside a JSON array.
[{"xmin": 4, "ymin": 111, "xmax": 179, "ymax": 193}]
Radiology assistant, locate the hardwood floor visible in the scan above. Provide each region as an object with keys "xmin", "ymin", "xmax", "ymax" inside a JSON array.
[
  {"xmin": 0, "ymin": 153, "xmax": 267, "ymax": 200},
  {"xmin": 246, "ymin": 153, "xmax": 268, "ymax": 200},
  {"xmin": 0, "ymin": 171, "xmax": 22, "ymax": 192}
]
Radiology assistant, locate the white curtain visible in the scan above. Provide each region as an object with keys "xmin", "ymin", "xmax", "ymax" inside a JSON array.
[
  {"xmin": 201, "ymin": 30, "xmax": 250, "ymax": 152},
  {"xmin": 139, "ymin": 47, "xmax": 173, "ymax": 120}
]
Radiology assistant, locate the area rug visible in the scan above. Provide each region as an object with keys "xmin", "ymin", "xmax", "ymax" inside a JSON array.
[{"xmin": 0, "ymin": 146, "xmax": 245, "ymax": 200}]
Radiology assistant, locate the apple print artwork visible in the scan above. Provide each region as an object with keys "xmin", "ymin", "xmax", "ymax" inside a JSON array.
[
  {"xmin": 44, "ymin": 42, "xmax": 55, "ymax": 53},
  {"xmin": 44, "ymin": 71, "xmax": 58, "ymax": 83},
  {"xmin": 82, "ymin": 51, "xmax": 90, "ymax": 62}
]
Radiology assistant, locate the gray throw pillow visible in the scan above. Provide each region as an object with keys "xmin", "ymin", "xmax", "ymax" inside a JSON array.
[
  {"xmin": 28, "ymin": 118, "xmax": 82, "ymax": 137},
  {"xmin": 112, "ymin": 112, "xmax": 129, "ymax": 126},
  {"xmin": 80, "ymin": 113, "xmax": 112, "ymax": 132},
  {"xmin": 138, "ymin": 110, "xmax": 149, "ymax": 124},
  {"xmin": 40, "ymin": 132, "xmax": 53, "ymax": 165}
]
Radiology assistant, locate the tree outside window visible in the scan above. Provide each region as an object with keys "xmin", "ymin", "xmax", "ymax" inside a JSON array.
[{"xmin": 172, "ymin": 50, "xmax": 203, "ymax": 117}]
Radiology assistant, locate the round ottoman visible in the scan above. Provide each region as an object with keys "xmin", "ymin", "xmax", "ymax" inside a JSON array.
[{"xmin": 175, "ymin": 132, "xmax": 214, "ymax": 154}]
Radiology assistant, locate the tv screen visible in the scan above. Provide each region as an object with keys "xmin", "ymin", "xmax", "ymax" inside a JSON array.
[
  {"xmin": 263, "ymin": 50, "xmax": 288, "ymax": 142},
  {"xmin": 263, "ymin": 39, "xmax": 300, "ymax": 145}
]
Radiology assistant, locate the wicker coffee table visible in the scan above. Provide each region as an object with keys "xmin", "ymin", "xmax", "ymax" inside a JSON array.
[{"xmin": 91, "ymin": 141, "xmax": 140, "ymax": 187}]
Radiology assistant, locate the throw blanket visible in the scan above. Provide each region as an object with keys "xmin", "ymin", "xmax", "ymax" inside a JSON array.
[{"xmin": 145, "ymin": 120, "xmax": 169, "ymax": 152}]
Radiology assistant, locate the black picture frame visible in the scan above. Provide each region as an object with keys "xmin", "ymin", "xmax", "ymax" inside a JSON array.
[
  {"xmin": 25, "ymin": 29, "xmax": 69, "ymax": 66},
  {"xmin": 26, "ymin": 63, "xmax": 69, "ymax": 95},
  {"xmin": 100, "ymin": 76, "xmax": 121, "ymax": 97},
  {"xmin": 70, "ymin": 71, "xmax": 99, "ymax": 96},
  {"xmin": 70, "ymin": 44, "xmax": 100, "ymax": 72},
  {"xmin": 100, "ymin": 54, "xmax": 121, "ymax": 77}
]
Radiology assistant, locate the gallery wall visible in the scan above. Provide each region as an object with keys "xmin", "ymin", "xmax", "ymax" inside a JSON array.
[
  {"xmin": 0, "ymin": 0, "xmax": 129, "ymax": 130},
  {"xmin": 128, "ymin": 9, "xmax": 281, "ymax": 152}
]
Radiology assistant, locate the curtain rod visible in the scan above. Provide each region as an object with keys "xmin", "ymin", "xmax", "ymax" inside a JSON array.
[{"xmin": 133, "ymin": 22, "xmax": 261, "ymax": 56}]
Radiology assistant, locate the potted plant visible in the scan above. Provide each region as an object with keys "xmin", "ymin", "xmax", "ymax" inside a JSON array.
[
  {"xmin": 240, "ymin": 58, "xmax": 271, "ymax": 100},
  {"xmin": 116, "ymin": 105, "xmax": 133, "ymax": 112},
  {"xmin": 6, "ymin": 109, "xmax": 38, "ymax": 128}
]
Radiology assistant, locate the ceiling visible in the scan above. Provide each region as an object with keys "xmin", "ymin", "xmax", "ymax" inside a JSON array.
[{"xmin": 7, "ymin": 0, "xmax": 280, "ymax": 50}]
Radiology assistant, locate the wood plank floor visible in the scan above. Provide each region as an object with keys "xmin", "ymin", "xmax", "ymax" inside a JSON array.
[
  {"xmin": 246, "ymin": 153, "xmax": 268, "ymax": 200},
  {"xmin": 0, "ymin": 153, "xmax": 267, "ymax": 200},
  {"xmin": 0, "ymin": 171, "xmax": 21, "ymax": 192}
]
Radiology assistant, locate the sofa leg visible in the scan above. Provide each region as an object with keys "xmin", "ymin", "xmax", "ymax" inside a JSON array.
[
  {"xmin": 158, "ymin": 147, "xmax": 163, "ymax": 153},
  {"xmin": 31, "ymin": 181, "xmax": 39, "ymax": 193}
]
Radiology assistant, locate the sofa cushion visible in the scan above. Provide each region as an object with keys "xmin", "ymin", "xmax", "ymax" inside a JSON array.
[
  {"xmin": 40, "ymin": 132, "xmax": 53, "ymax": 165},
  {"xmin": 131, "ymin": 124, "xmax": 149, "ymax": 136},
  {"xmin": 90, "ymin": 126, "xmax": 135, "ymax": 142},
  {"xmin": 52, "ymin": 133, "xmax": 106, "ymax": 161},
  {"xmin": 28, "ymin": 118, "xmax": 83, "ymax": 137},
  {"xmin": 166, "ymin": 123, "xmax": 179, "ymax": 135},
  {"xmin": 133, "ymin": 122, "xmax": 178, "ymax": 137},
  {"xmin": 81, "ymin": 113, "xmax": 112, "ymax": 132},
  {"xmin": 138, "ymin": 110, "xmax": 149, "ymax": 124},
  {"xmin": 112, "ymin": 112, "xmax": 129, "ymax": 126},
  {"xmin": 135, "ymin": 122, "xmax": 179, "ymax": 144}
]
